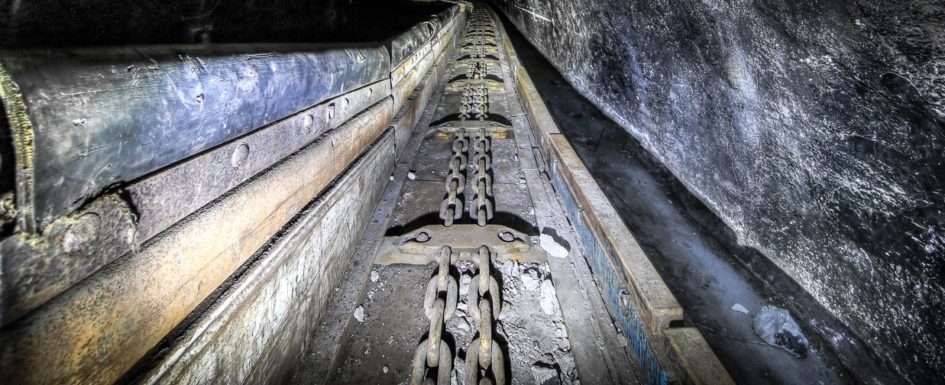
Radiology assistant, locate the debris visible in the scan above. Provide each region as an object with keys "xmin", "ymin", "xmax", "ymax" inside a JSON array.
[
  {"xmin": 459, "ymin": 274, "xmax": 471, "ymax": 296},
  {"xmin": 455, "ymin": 316, "xmax": 470, "ymax": 332},
  {"xmin": 354, "ymin": 305, "xmax": 365, "ymax": 323},
  {"xmin": 522, "ymin": 267, "xmax": 541, "ymax": 291},
  {"xmin": 540, "ymin": 233, "xmax": 569, "ymax": 258},
  {"xmin": 382, "ymin": 365, "xmax": 389, "ymax": 374},
  {"xmin": 731, "ymin": 303, "xmax": 750, "ymax": 314},
  {"xmin": 370, "ymin": 270, "xmax": 380, "ymax": 283},
  {"xmin": 407, "ymin": 170, "xmax": 417, "ymax": 180},
  {"xmin": 531, "ymin": 362, "xmax": 560, "ymax": 385},
  {"xmin": 540, "ymin": 279, "xmax": 559, "ymax": 315},
  {"xmin": 753, "ymin": 305, "xmax": 810, "ymax": 358}
]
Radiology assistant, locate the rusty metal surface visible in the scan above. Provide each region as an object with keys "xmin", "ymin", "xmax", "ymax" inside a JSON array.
[
  {"xmin": 374, "ymin": 224, "xmax": 545, "ymax": 265},
  {"xmin": 0, "ymin": 93, "xmax": 393, "ymax": 385},
  {"xmin": 0, "ymin": 194, "xmax": 135, "ymax": 325},
  {"xmin": 0, "ymin": 81, "xmax": 392, "ymax": 330},
  {"xmin": 137, "ymin": 132, "xmax": 396, "ymax": 385},
  {"xmin": 129, "ymin": 86, "xmax": 392, "ymax": 243},
  {"xmin": 0, "ymin": 44, "xmax": 390, "ymax": 230},
  {"xmin": 0, "ymin": 4, "xmax": 468, "ymax": 385},
  {"xmin": 389, "ymin": 23, "xmax": 435, "ymax": 72}
]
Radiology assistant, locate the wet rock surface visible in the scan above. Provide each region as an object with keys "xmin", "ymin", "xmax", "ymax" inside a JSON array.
[{"xmin": 492, "ymin": 0, "xmax": 945, "ymax": 382}]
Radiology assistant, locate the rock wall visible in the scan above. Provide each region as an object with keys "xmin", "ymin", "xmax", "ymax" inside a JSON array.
[{"xmin": 490, "ymin": 0, "xmax": 944, "ymax": 382}]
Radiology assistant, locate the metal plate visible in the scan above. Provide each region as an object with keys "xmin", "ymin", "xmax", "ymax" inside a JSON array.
[{"xmin": 1, "ymin": 43, "xmax": 390, "ymax": 230}]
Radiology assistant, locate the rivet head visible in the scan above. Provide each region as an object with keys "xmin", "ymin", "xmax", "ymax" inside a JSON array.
[
  {"xmin": 231, "ymin": 143, "xmax": 250, "ymax": 168},
  {"xmin": 60, "ymin": 213, "xmax": 102, "ymax": 253},
  {"xmin": 327, "ymin": 103, "xmax": 336, "ymax": 120},
  {"xmin": 302, "ymin": 114, "xmax": 314, "ymax": 133}
]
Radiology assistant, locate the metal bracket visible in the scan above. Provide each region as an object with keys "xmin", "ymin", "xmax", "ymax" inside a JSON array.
[{"xmin": 374, "ymin": 224, "xmax": 546, "ymax": 265}]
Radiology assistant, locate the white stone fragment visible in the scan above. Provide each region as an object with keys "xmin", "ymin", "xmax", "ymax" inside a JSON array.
[
  {"xmin": 540, "ymin": 279, "xmax": 559, "ymax": 315},
  {"xmin": 370, "ymin": 270, "xmax": 380, "ymax": 283},
  {"xmin": 354, "ymin": 305, "xmax": 365, "ymax": 322},
  {"xmin": 540, "ymin": 233, "xmax": 569, "ymax": 258},
  {"xmin": 731, "ymin": 303, "xmax": 750, "ymax": 314},
  {"xmin": 521, "ymin": 267, "xmax": 541, "ymax": 291}
]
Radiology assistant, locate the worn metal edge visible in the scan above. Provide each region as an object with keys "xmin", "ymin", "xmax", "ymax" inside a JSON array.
[
  {"xmin": 130, "ymin": 80, "xmax": 392, "ymax": 242},
  {"xmin": 490, "ymin": 13, "xmax": 643, "ymax": 382},
  {"xmin": 388, "ymin": 3, "xmax": 464, "ymax": 72},
  {"xmin": 547, "ymin": 134, "xmax": 683, "ymax": 334},
  {"xmin": 390, "ymin": 4, "xmax": 464, "ymax": 84},
  {"xmin": 664, "ymin": 328, "xmax": 736, "ymax": 385},
  {"xmin": 0, "ymin": 81, "xmax": 390, "ymax": 329},
  {"xmin": 392, "ymin": 7, "xmax": 464, "ymax": 111},
  {"xmin": 0, "ymin": 93, "xmax": 394, "ymax": 385},
  {"xmin": 0, "ymin": 193, "xmax": 136, "ymax": 327},
  {"xmin": 392, "ymin": 15, "xmax": 461, "ymax": 156},
  {"xmin": 3, "ymin": 44, "xmax": 390, "ymax": 229},
  {"xmin": 138, "ymin": 132, "xmax": 396, "ymax": 385}
]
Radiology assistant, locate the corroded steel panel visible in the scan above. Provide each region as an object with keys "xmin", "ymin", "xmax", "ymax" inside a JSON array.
[
  {"xmin": 0, "ymin": 44, "xmax": 390, "ymax": 230},
  {"xmin": 0, "ymin": 94, "xmax": 393, "ymax": 385},
  {"xmin": 138, "ymin": 133, "xmax": 396, "ymax": 385}
]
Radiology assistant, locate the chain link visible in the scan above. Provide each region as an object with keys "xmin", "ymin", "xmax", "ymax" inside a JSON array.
[
  {"xmin": 439, "ymin": 130, "xmax": 468, "ymax": 226},
  {"xmin": 470, "ymin": 128, "xmax": 494, "ymax": 226},
  {"xmin": 420, "ymin": 9, "xmax": 507, "ymax": 384},
  {"xmin": 410, "ymin": 246, "xmax": 457, "ymax": 385},
  {"xmin": 465, "ymin": 245, "xmax": 506, "ymax": 385}
]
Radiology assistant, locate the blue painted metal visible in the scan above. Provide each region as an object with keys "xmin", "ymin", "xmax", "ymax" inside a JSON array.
[{"xmin": 548, "ymin": 159, "xmax": 669, "ymax": 385}]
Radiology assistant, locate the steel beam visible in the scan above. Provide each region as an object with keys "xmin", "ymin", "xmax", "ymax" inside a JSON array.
[
  {"xmin": 138, "ymin": 132, "xmax": 396, "ymax": 385},
  {"xmin": 129, "ymin": 80, "xmax": 391, "ymax": 243},
  {"xmin": 0, "ymin": 44, "xmax": 389, "ymax": 230},
  {"xmin": 0, "ymin": 97, "xmax": 392, "ymax": 385}
]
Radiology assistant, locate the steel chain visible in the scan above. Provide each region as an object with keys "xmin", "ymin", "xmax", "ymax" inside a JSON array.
[
  {"xmin": 410, "ymin": 246, "xmax": 458, "ymax": 385},
  {"xmin": 425, "ymin": 12, "xmax": 506, "ymax": 384},
  {"xmin": 465, "ymin": 245, "xmax": 506, "ymax": 385},
  {"xmin": 439, "ymin": 130, "xmax": 468, "ymax": 226},
  {"xmin": 469, "ymin": 128, "xmax": 493, "ymax": 226}
]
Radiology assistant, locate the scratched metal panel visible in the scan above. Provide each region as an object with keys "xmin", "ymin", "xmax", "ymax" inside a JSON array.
[
  {"xmin": 388, "ymin": 23, "xmax": 434, "ymax": 70},
  {"xmin": 0, "ymin": 43, "xmax": 390, "ymax": 230},
  {"xmin": 128, "ymin": 84, "xmax": 393, "ymax": 243},
  {"xmin": 387, "ymin": 3, "xmax": 462, "ymax": 71},
  {"xmin": 138, "ymin": 132, "xmax": 396, "ymax": 385}
]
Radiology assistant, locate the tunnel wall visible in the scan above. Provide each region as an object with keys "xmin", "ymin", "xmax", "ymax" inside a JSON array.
[{"xmin": 490, "ymin": 0, "xmax": 945, "ymax": 382}]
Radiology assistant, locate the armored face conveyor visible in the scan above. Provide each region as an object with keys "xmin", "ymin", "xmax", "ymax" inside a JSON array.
[{"xmin": 0, "ymin": 3, "xmax": 732, "ymax": 385}]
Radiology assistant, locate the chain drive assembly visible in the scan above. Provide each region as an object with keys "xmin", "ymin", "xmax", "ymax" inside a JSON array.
[{"xmin": 411, "ymin": 7, "xmax": 508, "ymax": 385}]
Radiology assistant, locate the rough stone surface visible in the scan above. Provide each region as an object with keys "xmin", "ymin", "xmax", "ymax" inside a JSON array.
[{"xmin": 492, "ymin": 0, "xmax": 944, "ymax": 382}]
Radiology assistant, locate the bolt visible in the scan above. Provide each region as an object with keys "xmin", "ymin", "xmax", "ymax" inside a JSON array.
[
  {"xmin": 415, "ymin": 231, "xmax": 431, "ymax": 243},
  {"xmin": 302, "ymin": 113, "xmax": 314, "ymax": 133},
  {"xmin": 60, "ymin": 213, "xmax": 102, "ymax": 253},
  {"xmin": 327, "ymin": 103, "xmax": 336, "ymax": 121}
]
